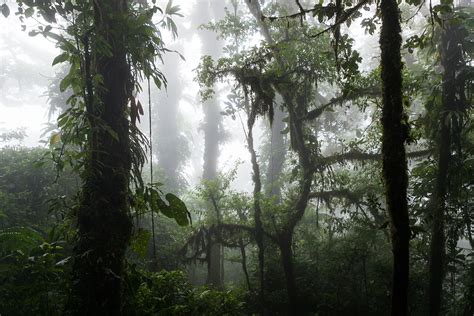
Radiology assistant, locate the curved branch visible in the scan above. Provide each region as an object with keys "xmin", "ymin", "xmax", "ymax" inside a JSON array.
[{"xmin": 304, "ymin": 86, "xmax": 381, "ymax": 120}]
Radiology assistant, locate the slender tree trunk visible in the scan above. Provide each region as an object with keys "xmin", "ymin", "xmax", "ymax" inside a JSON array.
[
  {"xmin": 203, "ymin": 97, "xmax": 223, "ymax": 287},
  {"xmin": 155, "ymin": 47, "xmax": 185, "ymax": 192},
  {"xmin": 428, "ymin": 20, "xmax": 462, "ymax": 316},
  {"xmin": 463, "ymin": 260, "xmax": 474, "ymax": 316},
  {"xmin": 379, "ymin": 1, "xmax": 410, "ymax": 315},
  {"xmin": 265, "ymin": 101, "xmax": 286, "ymax": 201},
  {"xmin": 280, "ymin": 93, "xmax": 313, "ymax": 315},
  {"xmin": 68, "ymin": 1, "xmax": 132, "ymax": 314},
  {"xmin": 236, "ymin": 207, "xmax": 252, "ymax": 291},
  {"xmin": 195, "ymin": 0, "xmax": 225, "ymax": 288},
  {"xmin": 278, "ymin": 230, "xmax": 298, "ymax": 314},
  {"xmin": 244, "ymin": 3, "xmax": 313, "ymax": 313},
  {"xmin": 246, "ymin": 103, "xmax": 266, "ymax": 313},
  {"xmin": 238, "ymin": 237, "xmax": 252, "ymax": 291}
]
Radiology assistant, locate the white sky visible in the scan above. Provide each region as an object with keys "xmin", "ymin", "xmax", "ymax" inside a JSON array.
[{"xmin": 0, "ymin": 0, "xmax": 392, "ymax": 191}]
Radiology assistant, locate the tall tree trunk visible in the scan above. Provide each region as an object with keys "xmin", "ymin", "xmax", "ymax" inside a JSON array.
[
  {"xmin": 428, "ymin": 19, "xmax": 462, "ymax": 316},
  {"xmin": 278, "ymin": 230, "xmax": 298, "ymax": 314},
  {"xmin": 203, "ymin": 100, "xmax": 223, "ymax": 288},
  {"xmin": 246, "ymin": 104, "xmax": 266, "ymax": 313},
  {"xmin": 155, "ymin": 47, "xmax": 186, "ymax": 192},
  {"xmin": 68, "ymin": 1, "xmax": 132, "ymax": 314},
  {"xmin": 379, "ymin": 1, "xmax": 410, "ymax": 315},
  {"xmin": 265, "ymin": 101, "xmax": 286, "ymax": 201},
  {"xmin": 196, "ymin": 0, "xmax": 225, "ymax": 288},
  {"xmin": 279, "ymin": 92, "xmax": 313, "ymax": 315},
  {"xmin": 244, "ymin": 2, "xmax": 313, "ymax": 313}
]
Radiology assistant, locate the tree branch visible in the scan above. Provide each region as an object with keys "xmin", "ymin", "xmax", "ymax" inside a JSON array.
[
  {"xmin": 260, "ymin": 0, "xmax": 371, "ymax": 41},
  {"xmin": 316, "ymin": 148, "xmax": 433, "ymax": 169},
  {"xmin": 308, "ymin": 189, "xmax": 360, "ymax": 203},
  {"xmin": 308, "ymin": 0, "xmax": 371, "ymax": 38},
  {"xmin": 304, "ymin": 86, "xmax": 381, "ymax": 120}
]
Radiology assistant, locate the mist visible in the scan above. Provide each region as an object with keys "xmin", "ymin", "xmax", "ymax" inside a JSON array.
[{"xmin": 0, "ymin": 0, "xmax": 472, "ymax": 315}]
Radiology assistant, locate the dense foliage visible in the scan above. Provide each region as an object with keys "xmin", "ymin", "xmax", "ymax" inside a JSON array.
[{"xmin": 0, "ymin": 0, "xmax": 472, "ymax": 315}]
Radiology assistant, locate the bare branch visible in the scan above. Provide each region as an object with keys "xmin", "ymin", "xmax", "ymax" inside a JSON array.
[
  {"xmin": 260, "ymin": 0, "xmax": 372, "ymax": 41},
  {"xmin": 307, "ymin": 0, "xmax": 371, "ymax": 38},
  {"xmin": 316, "ymin": 148, "xmax": 433, "ymax": 169},
  {"xmin": 309, "ymin": 189, "xmax": 361, "ymax": 204},
  {"xmin": 304, "ymin": 86, "xmax": 381, "ymax": 120}
]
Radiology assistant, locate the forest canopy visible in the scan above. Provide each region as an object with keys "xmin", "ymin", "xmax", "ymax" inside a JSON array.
[{"xmin": 0, "ymin": 0, "xmax": 473, "ymax": 315}]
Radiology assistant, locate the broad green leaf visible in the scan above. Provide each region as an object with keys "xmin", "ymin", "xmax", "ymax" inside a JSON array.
[
  {"xmin": 165, "ymin": 0, "xmax": 173, "ymax": 14},
  {"xmin": 60, "ymin": 73, "xmax": 72, "ymax": 92},
  {"xmin": 1, "ymin": 4, "xmax": 10, "ymax": 18},
  {"xmin": 155, "ymin": 193, "xmax": 190, "ymax": 226},
  {"xmin": 50, "ymin": 132, "xmax": 61, "ymax": 145},
  {"xmin": 52, "ymin": 52, "xmax": 69, "ymax": 66},
  {"xmin": 28, "ymin": 30, "xmax": 40, "ymax": 37},
  {"xmin": 25, "ymin": 7, "xmax": 34, "ymax": 18}
]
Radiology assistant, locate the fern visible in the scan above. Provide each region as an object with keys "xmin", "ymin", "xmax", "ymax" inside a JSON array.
[{"xmin": 0, "ymin": 226, "xmax": 44, "ymax": 253}]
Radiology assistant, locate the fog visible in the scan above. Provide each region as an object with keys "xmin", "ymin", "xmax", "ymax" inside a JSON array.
[{"xmin": 0, "ymin": 0, "xmax": 472, "ymax": 315}]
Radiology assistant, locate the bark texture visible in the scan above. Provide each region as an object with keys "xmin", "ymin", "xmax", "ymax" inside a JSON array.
[
  {"xmin": 265, "ymin": 102, "xmax": 286, "ymax": 201},
  {"xmin": 244, "ymin": 1, "xmax": 314, "ymax": 313},
  {"xmin": 379, "ymin": 0, "xmax": 410, "ymax": 315},
  {"xmin": 68, "ymin": 1, "xmax": 132, "ymax": 314},
  {"xmin": 428, "ymin": 20, "xmax": 464, "ymax": 316},
  {"xmin": 246, "ymin": 103, "xmax": 266, "ymax": 312}
]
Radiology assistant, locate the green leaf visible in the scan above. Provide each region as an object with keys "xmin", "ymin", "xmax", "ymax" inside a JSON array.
[
  {"xmin": 28, "ymin": 30, "xmax": 40, "ymax": 37},
  {"xmin": 25, "ymin": 7, "xmax": 34, "ymax": 18},
  {"xmin": 158, "ymin": 193, "xmax": 190, "ymax": 226},
  {"xmin": 153, "ymin": 76, "xmax": 162, "ymax": 89},
  {"xmin": 0, "ymin": 227, "xmax": 44, "ymax": 252},
  {"xmin": 130, "ymin": 228, "xmax": 151, "ymax": 259},
  {"xmin": 168, "ymin": 5, "xmax": 182, "ymax": 16},
  {"xmin": 165, "ymin": 0, "xmax": 173, "ymax": 14},
  {"xmin": 52, "ymin": 52, "xmax": 69, "ymax": 66},
  {"xmin": 60, "ymin": 73, "xmax": 72, "ymax": 92},
  {"xmin": 104, "ymin": 124, "xmax": 119, "ymax": 141},
  {"xmin": 49, "ymin": 132, "xmax": 61, "ymax": 146},
  {"xmin": 1, "ymin": 4, "xmax": 10, "ymax": 18}
]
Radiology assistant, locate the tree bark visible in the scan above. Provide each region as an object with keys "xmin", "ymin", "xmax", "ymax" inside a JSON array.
[
  {"xmin": 155, "ymin": 47, "xmax": 186, "ymax": 192},
  {"xmin": 246, "ymin": 105, "xmax": 266, "ymax": 313},
  {"xmin": 196, "ymin": 0, "xmax": 226, "ymax": 288},
  {"xmin": 68, "ymin": 1, "xmax": 132, "ymax": 314},
  {"xmin": 278, "ymin": 230, "xmax": 298, "ymax": 314},
  {"xmin": 244, "ymin": 2, "xmax": 314, "ymax": 313},
  {"xmin": 265, "ymin": 101, "xmax": 286, "ymax": 202},
  {"xmin": 379, "ymin": 0, "xmax": 410, "ymax": 315},
  {"xmin": 428, "ymin": 19, "xmax": 463, "ymax": 316}
]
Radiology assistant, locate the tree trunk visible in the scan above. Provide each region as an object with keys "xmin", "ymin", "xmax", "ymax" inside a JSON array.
[
  {"xmin": 244, "ymin": 3, "xmax": 314, "ymax": 312},
  {"xmin": 155, "ymin": 47, "xmax": 185, "ymax": 192},
  {"xmin": 197, "ymin": 0, "xmax": 225, "ymax": 288},
  {"xmin": 428, "ymin": 19, "xmax": 462, "ymax": 316},
  {"xmin": 379, "ymin": 0, "xmax": 410, "ymax": 315},
  {"xmin": 463, "ymin": 260, "xmax": 474, "ymax": 316},
  {"xmin": 238, "ymin": 237, "xmax": 251, "ymax": 291},
  {"xmin": 203, "ymin": 96, "xmax": 223, "ymax": 287},
  {"xmin": 279, "ymin": 231, "xmax": 298, "ymax": 315},
  {"xmin": 246, "ymin": 106, "xmax": 266, "ymax": 312},
  {"xmin": 265, "ymin": 101, "xmax": 286, "ymax": 202},
  {"xmin": 68, "ymin": 1, "xmax": 132, "ymax": 314}
]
